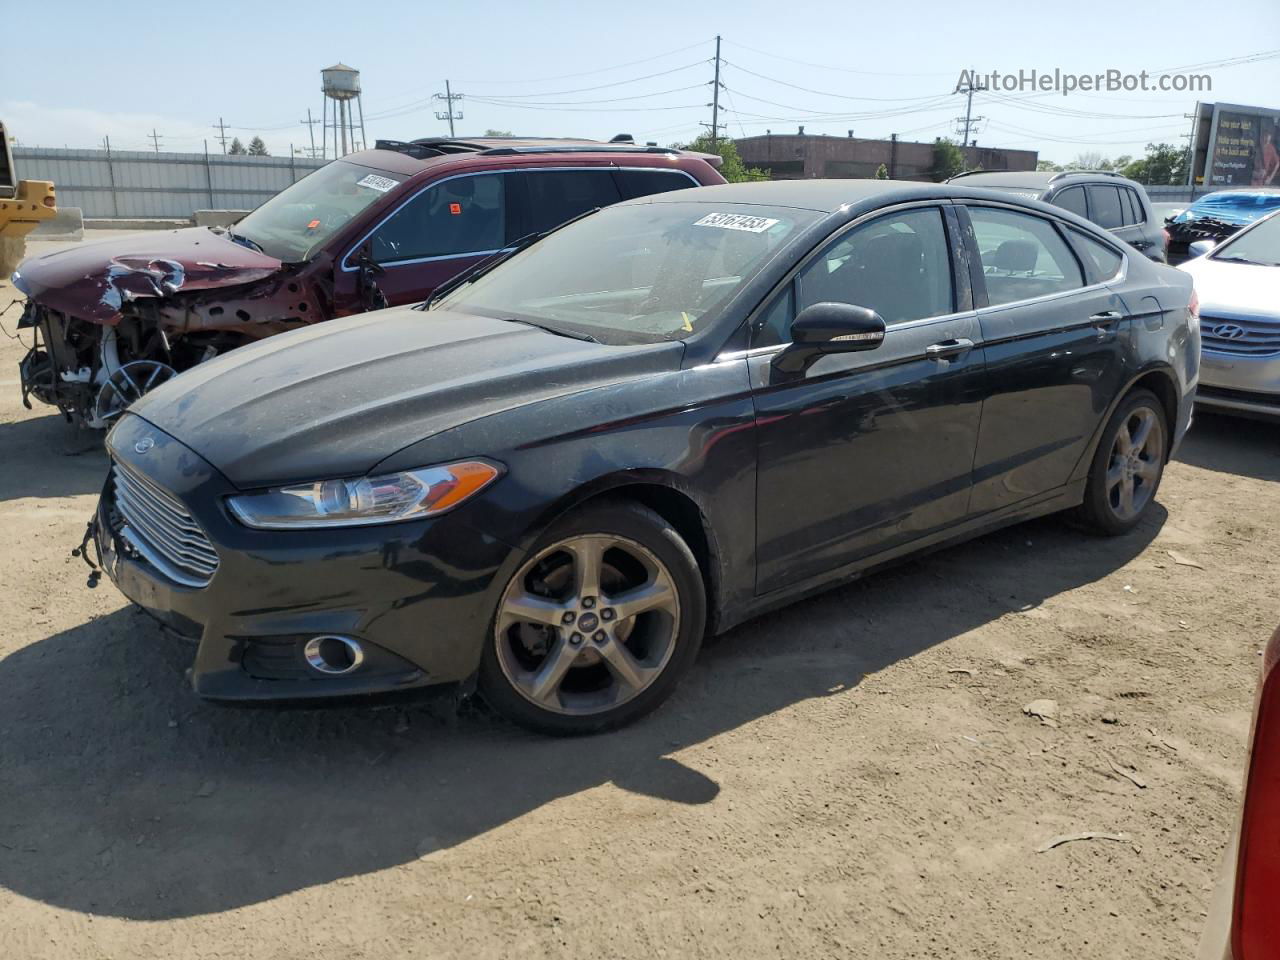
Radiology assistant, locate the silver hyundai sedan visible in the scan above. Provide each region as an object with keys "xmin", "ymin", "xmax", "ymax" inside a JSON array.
[{"xmin": 1179, "ymin": 210, "xmax": 1280, "ymax": 419}]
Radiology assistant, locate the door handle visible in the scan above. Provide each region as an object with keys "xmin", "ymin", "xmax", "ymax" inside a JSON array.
[
  {"xmin": 1090, "ymin": 311, "xmax": 1123, "ymax": 340},
  {"xmin": 924, "ymin": 338, "xmax": 974, "ymax": 359}
]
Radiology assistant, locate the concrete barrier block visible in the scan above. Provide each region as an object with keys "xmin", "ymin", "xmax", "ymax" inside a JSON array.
[
  {"xmin": 193, "ymin": 209, "xmax": 250, "ymax": 228},
  {"xmin": 84, "ymin": 218, "xmax": 191, "ymax": 231},
  {"xmin": 29, "ymin": 207, "xmax": 84, "ymax": 241}
]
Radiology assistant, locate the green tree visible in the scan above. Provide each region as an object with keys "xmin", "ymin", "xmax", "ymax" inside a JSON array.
[
  {"xmin": 874, "ymin": 163, "xmax": 889, "ymax": 180},
  {"xmin": 483, "ymin": 129, "xmax": 513, "ymax": 137},
  {"xmin": 247, "ymin": 136, "xmax": 269, "ymax": 156},
  {"xmin": 677, "ymin": 135, "xmax": 770, "ymax": 183},
  {"xmin": 930, "ymin": 138, "xmax": 966, "ymax": 182},
  {"xmin": 1120, "ymin": 143, "xmax": 1188, "ymax": 185},
  {"xmin": 1036, "ymin": 159, "xmax": 1065, "ymax": 173},
  {"xmin": 227, "ymin": 137, "xmax": 246, "ymax": 155}
]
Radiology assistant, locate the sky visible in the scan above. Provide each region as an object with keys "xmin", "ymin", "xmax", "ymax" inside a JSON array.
[{"xmin": 3, "ymin": 0, "xmax": 1279, "ymax": 165}]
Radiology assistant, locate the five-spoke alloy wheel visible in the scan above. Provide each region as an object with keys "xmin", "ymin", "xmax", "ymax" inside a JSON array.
[
  {"xmin": 480, "ymin": 501, "xmax": 705, "ymax": 735},
  {"xmin": 1078, "ymin": 388, "xmax": 1169, "ymax": 535}
]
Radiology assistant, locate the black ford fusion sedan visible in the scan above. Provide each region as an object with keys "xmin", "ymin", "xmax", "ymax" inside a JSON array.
[{"xmin": 92, "ymin": 180, "xmax": 1199, "ymax": 734}]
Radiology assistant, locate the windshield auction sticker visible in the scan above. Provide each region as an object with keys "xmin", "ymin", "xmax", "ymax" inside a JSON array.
[
  {"xmin": 693, "ymin": 213, "xmax": 780, "ymax": 233},
  {"xmin": 356, "ymin": 174, "xmax": 398, "ymax": 193}
]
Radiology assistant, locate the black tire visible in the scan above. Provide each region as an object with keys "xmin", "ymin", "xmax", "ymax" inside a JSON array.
[
  {"xmin": 479, "ymin": 500, "xmax": 706, "ymax": 735},
  {"xmin": 1075, "ymin": 388, "xmax": 1169, "ymax": 536}
]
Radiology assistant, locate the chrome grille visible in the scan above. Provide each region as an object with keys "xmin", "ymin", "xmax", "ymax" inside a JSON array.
[
  {"xmin": 110, "ymin": 462, "xmax": 219, "ymax": 587},
  {"xmin": 1200, "ymin": 315, "xmax": 1280, "ymax": 357}
]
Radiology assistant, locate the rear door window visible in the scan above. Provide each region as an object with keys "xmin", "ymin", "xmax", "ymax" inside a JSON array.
[
  {"xmin": 369, "ymin": 173, "xmax": 506, "ymax": 264},
  {"xmin": 967, "ymin": 206, "xmax": 1084, "ymax": 306},
  {"xmin": 1086, "ymin": 185, "xmax": 1124, "ymax": 229},
  {"xmin": 1054, "ymin": 186, "xmax": 1088, "ymax": 219},
  {"xmin": 523, "ymin": 170, "xmax": 623, "ymax": 235},
  {"xmin": 1067, "ymin": 228, "xmax": 1125, "ymax": 282},
  {"xmin": 616, "ymin": 169, "xmax": 700, "ymax": 200}
]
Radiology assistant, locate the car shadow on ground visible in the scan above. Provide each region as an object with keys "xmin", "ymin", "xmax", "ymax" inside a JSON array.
[
  {"xmin": 1175, "ymin": 411, "xmax": 1280, "ymax": 483},
  {"xmin": 0, "ymin": 413, "xmax": 108, "ymax": 501},
  {"xmin": 0, "ymin": 505, "xmax": 1164, "ymax": 921}
]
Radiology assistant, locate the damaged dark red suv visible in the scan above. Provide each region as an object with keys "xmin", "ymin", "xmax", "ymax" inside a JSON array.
[{"xmin": 13, "ymin": 136, "xmax": 724, "ymax": 428}]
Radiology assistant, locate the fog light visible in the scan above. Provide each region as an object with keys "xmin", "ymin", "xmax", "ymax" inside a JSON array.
[{"xmin": 303, "ymin": 635, "xmax": 365, "ymax": 675}]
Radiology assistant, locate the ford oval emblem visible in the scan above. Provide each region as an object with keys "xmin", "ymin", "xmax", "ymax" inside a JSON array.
[{"xmin": 134, "ymin": 437, "xmax": 155, "ymax": 454}]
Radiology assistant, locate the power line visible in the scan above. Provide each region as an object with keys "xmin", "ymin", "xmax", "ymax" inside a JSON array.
[
  {"xmin": 454, "ymin": 39, "xmax": 714, "ymax": 85},
  {"xmin": 148, "ymin": 129, "xmax": 163, "ymax": 153},
  {"xmin": 723, "ymin": 60, "xmax": 957, "ymax": 103},
  {"xmin": 724, "ymin": 38, "xmax": 956, "ymax": 78}
]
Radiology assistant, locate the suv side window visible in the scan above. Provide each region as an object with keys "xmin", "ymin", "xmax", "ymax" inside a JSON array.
[
  {"xmin": 1055, "ymin": 186, "xmax": 1088, "ymax": 219},
  {"xmin": 1086, "ymin": 185, "xmax": 1124, "ymax": 229},
  {"xmin": 967, "ymin": 206, "xmax": 1084, "ymax": 306},
  {"xmin": 523, "ymin": 170, "xmax": 622, "ymax": 235},
  {"xmin": 616, "ymin": 169, "xmax": 699, "ymax": 200},
  {"xmin": 370, "ymin": 173, "xmax": 506, "ymax": 264},
  {"xmin": 796, "ymin": 206, "xmax": 954, "ymax": 325},
  {"xmin": 1124, "ymin": 187, "xmax": 1145, "ymax": 225}
]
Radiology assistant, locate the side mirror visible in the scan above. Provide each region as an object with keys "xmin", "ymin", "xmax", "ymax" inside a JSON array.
[
  {"xmin": 773, "ymin": 302, "xmax": 886, "ymax": 375},
  {"xmin": 1188, "ymin": 238, "xmax": 1217, "ymax": 258}
]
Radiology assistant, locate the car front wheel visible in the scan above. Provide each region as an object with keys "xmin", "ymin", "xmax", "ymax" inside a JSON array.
[{"xmin": 479, "ymin": 500, "xmax": 706, "ymax": 735}]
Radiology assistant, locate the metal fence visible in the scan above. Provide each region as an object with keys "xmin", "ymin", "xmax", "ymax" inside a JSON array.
[{"xmin": 12, "ymin": 146, "xmax": 328, "ymax": 219}]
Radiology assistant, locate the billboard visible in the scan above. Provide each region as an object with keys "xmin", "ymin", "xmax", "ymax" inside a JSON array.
[{"xmin": 1191, "ymin": 102, "xmax": 1280, "ymax": 187}]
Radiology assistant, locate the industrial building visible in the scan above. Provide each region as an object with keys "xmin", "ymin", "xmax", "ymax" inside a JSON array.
[{"xmin": 735, "ymin": 132, "xmax": 1038, "ymax": 181}]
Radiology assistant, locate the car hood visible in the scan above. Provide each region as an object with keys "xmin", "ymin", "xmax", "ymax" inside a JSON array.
[
  {"xmin": 1178, "ymin": 257, "xmax": 1280, "ymax": 319},
  {"xmin": 13, "ymin": 226, "xmax": 283, "ymax": 324},
  {"xmin": 124, "ymin": 307, "xmax": 682, "ymax": 488}
]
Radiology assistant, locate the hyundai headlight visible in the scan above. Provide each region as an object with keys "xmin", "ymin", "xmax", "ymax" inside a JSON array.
[{"xmin": 226, "ymin": 460, "xmax": 502, "ymax": 529}]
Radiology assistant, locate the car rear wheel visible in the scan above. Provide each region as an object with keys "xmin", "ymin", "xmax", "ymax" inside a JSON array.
[
  {"xmin": 1076, "ymin": 388, "xmax": 1168, "ymax": 535},
  {"xmin": 479, "ymin": 500, "xmax": 705, "ymax": 735}
]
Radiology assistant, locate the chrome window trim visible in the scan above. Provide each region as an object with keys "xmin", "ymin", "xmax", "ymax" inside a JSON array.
[{"xmin": 340, "ymin": 165, "xmax": 700, "ymax": 272}]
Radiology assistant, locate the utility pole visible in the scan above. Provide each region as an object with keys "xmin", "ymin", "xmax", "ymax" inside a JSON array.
[
  {"xmin": 433, "ymin": 80, "xmax": 463, "ymax": 138},
  {"xmin": 710, "ymin": 35, "xmax": 722, "ymax": 149},
  {"xmin": 148, "ymin": 129, "xmax": 163, "ymax": 153},
  {"xmin": 213, "ymin": 117, "xmax": 229, "ymax": 154},
  {"xmin": 954, "ymin": 68, "xmax": 987, "ymax": 148},
  {"xmin": 301, "ymin": 108, "xmax": 320, "ymax": 158}
]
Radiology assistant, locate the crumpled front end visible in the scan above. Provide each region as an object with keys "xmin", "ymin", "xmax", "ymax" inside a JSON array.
[{"xmin": 13, "ymin": 227, "xmax": 327, "ymax": 428}]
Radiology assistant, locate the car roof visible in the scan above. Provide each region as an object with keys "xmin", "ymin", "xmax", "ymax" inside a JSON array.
[
  {"xmin": 948, "ymin": 169, "xmax": 1145, "ymax": 191},
  {"xmin": 630, "ymin": 178, "xmax": 1054, "ymax": 213}
]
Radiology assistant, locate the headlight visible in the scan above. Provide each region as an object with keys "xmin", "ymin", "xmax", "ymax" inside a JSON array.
[{"xmin": 226, "ymin": 460, "xmax": 502, "ymax": 529}]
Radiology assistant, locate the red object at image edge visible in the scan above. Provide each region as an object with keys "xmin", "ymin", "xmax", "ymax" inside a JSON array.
[{"xmin": 1233, "ymin": 626, "xmax": 1280, "ymax": 960}]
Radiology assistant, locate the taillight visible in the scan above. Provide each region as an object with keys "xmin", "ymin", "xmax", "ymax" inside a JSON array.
[
  {"xmin": 1232, "ymin": 624, "xmax": 1280, "ymax": 960},
  {"xmin": 1162, "ymin": 228, "xmax": 1171, "ymax": 252}
]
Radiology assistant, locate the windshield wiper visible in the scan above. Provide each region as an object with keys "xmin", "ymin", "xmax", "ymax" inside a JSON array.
[
  {"xmin": 497, "ymin": 317, "xmax": 599, "ymax": 343},
  {"xmin": 419, "ymin": 205, "xmax": 602, "ymax": 311},
  {"xmin": 421, "ymin": 231, "xmax": 544, "ymax": 310},
  {"xmin": 227, "ymin": 230, "xmax": 265, "ymax": 253}
]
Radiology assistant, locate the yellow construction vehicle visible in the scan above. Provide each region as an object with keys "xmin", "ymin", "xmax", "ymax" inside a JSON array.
[{"xmin": 0, "ymin": 121, "xmax": 57, "ymax": 279}]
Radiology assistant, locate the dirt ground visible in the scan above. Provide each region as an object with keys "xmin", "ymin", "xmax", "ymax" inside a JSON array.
[{"xmin": 0, "ymin": 233, "xmax": 1277, "ymax": 960}]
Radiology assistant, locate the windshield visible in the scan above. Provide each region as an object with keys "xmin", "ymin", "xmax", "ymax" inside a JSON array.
[
  {"xmin": 1211, "ymin": 210, "xmax": 1280, "ymax": 266},
  {"xmin": 234, "ymin": 159, "xmax": 406, "ymax": 262},
  {"xmin": 436, "ymin": 201, "xmax": 819, "ymax": 344},
  {"xmin": 1172, "ymin": 191, "xmax": 1280, "ymax": 227}
]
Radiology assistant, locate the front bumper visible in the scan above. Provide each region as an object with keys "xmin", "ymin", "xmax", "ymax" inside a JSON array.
[
  {"xmin": 1198, "ymin": 348, "xmax": 1280, "ymax": 419},
  {"xmin": 94, "ymin": 414, "xmax": 519, "ymax": 702}
]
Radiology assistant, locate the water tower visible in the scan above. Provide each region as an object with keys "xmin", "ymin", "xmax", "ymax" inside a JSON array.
[{"xmin": 321, "ymin": 63, "xmax": 366, "ymax": 158}]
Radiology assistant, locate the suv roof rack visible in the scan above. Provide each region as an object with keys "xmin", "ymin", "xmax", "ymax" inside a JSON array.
[
  {"xmin": 476, "ymin": 144, "xmax": 682, "ymax": 157},
  {"xmin": 1049, "ymin": 169, "xmax": 1126, "ymax": 181},
  {"xmin": 374, "ymin": 138, "xmax": 488, "ymax": 159}
]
